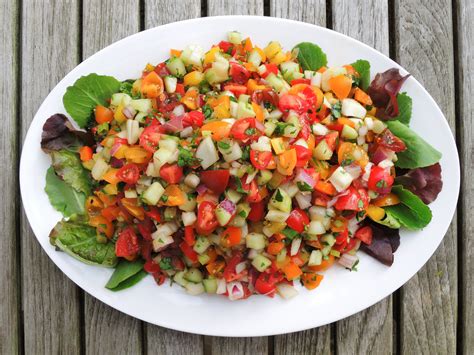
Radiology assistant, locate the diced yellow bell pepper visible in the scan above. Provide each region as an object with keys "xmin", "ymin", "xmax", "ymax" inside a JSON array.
[
  {"xmin": 204, "ymin": 46, "xmax": 221, "ymax": 65},
  {"xmin": 264, "ymin": 41, "xmax": 282, "ymax": 59},
  {"xmin": 103, "ymin": 183, "xmax": 118, "ymax": 195},
  {"xmin": 184, "ymin": 71, "xmax": 204, "ymax": 86},
  {"xmin": 366, "ymin": 205, "xmax": 385, "ymax": 221},
  {"xmin": 269, "ymin": 51, "xmax": 288, "ymax": 65},
  {"xmin": 114, "ymin": 102, "xmax": 127, "ymax": 123},
  {"xmin": 271, "ymin": 138, "xmax": 286, "ymax": 155}
]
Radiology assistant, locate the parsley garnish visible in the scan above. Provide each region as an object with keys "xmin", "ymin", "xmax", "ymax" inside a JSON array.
[
  {"xmin": 282, "ymin": 227, "xmax": 299, "ymax": 241},
  {"xmin": 357, "ymin": 199, "xmax": 364, "ymax": 209},
  {"xmin": 297, "ymin": 181, "xmax": 313, "ymax": 192},
  {"xmin": 229, "ymin": 96, "xmax": 238, "ymax": 103},
  {"xmin": 241, "ymin": 145, "xmax": 250, "ymax": 161},
  {"xmin": 341, "ymin": 158, "xmax": 354, "ymax": 167},
  {"xmin": 274, "ymin": 122, "xmax": 291, "ymax": 135},
  {"xmin": 234, "ymin": 177, "xmax": 248, "ymax": 194},
  {"xmin": 217, "ymin": 141, "xmax": 231, "ymax": 150},
  {"xmin": 275, "ymin": 189, "xmax": 284, "ymax": 202},
  {"xmin": 159, "ymin": 257, "xmax": 172, "ymax": 270},
  {"xmin": 202, "ymin": 104, "xmax": 213, "ymax": 119},
  {"xmin": 245, "ymin": 127, "xmax": 256, "ymax": 136},
  {"xmin": 376, "ymin": 180, "xmax": 387, "ymax": 189},
  {"xmin": 177, "ymin": 147, "xmax": 201, "ymax": 167},
  {"xmin": 331, "ymin": 101, "xmax": 342, "ymax": 118},
  {"xmin": 160, "ymin": 195, "xmax": 169, "ymax": 203},
  {"xmin": 238, "ymin": 210, "xmax": 247, "ymax": 218}
]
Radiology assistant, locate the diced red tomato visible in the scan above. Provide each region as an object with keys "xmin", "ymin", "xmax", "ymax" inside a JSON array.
[
  {"xmin": 245, "ymin": 179, "xmax": 264, "ymax": 203},
  {"xmin": 159, "ymin": 164, "xmax": 183, "ymax": 184},
  {"xmin": 278, "ymin": 94, "xmax": 308, "ymax": 114},
  {"xmin": 117, "ymin": 164, "xmax": 140, "ymax": 185},
  {"xmin": 223, "ymin": 83, "xmax": 248, "ymax": 97},
  {"xmin": 230, "ymin": 62, "xmax": 251, "ymax": 84},
  {"xmin": 175, "ymin": 83, "xmax": 185, "ymax": 95},
  {"xmin": 115, "ymin": 227, "xmax": 140, "ymax": 259},
  {"xmin": 196, "ymin": 201, "xmax": 219, "ymax": 235},
  {"xmin": 220, "ymin": 226, "xmax": 242, "ymax": 248},
  {"xmin": 218, "ymin": 40, "xmax": 234, "ymax": 54},
  {"xmin": 144, "ymin": 260, "xmax": 161, "ymax": 273},
  {"xmin": 354, "ymin": 226, "xmax": 373, "ymax": 245},
  {"xmin": 368, "ymin": 166, "xmax": 394, "ymax": 194},
  {"xmin": 182, "ymin": 111, "xmax": 205, "ymax": 128},
  {"xmin": 223, "ymin": 252, "xmax": 243, "ymax": 282},
  {"xmin": 153, "ymin": 62, "xmax": 170, "ymax": 77},
  {"xmin": 179, "ymin": 241, "xmax": 198, "ymax": 262},
  {"xmin": 376, "ymin": 129, "xmax": 406, "ymax": 152},
  {"xmin": 255, "ymin": 272, "xmax": 283, "ymax": 296},
  {"xmin": 290, "ymin": 78, "xmax": 311, "ymax": 85},
  {"xmin": 137, "ymin": 218, "xmax": 155, "ymax": 241},
  {"xmin": 334, "ymin": 187, "xmax": 369, "ymax": 211},
  {"xmin": 200, "ymin": 169, "xmax": 230, "ymax": 194},
  {"xmin": 250, "ymin": 150, "xmax": 273, "ymax": 170},
  {"xmin": 248, "ymin": 201, "xmax": 265, "ymax": 222},
  {"xmin": 145, "ymin": 206, "xmax": 161, "ymax": 222},
  {"xmin": 139, "ymin": 124, "xmax": 161, "ymax": 153},
  {"xmin": 291, "ymin": 145, "xmax": 311, "ymax": 168},
  {"xmin": 260, "ymin": 63, "xmax": 278, "ymax": 78},
  {"xmin": 324, "ymin": 131, "xmax": 339, "ymax": 151},
  {"xmin": 230, "ymin": 118, "xmax": 261, "ymax": 142},
  {"xmin": 184, "ymin": 226, "xmax": 196, "ymax": 246},
  {"xmin": 286, "ymin": 208, "xmax": 310, "ymax": 233}
]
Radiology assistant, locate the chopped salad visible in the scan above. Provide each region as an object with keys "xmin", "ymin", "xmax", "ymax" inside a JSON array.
[{"xmin": 41, "ymin": 32, "xmax": 443, "ymax": 299}]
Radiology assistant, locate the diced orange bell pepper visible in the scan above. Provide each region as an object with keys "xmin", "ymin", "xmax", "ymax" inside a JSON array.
[
  {"xmin": 354, "ymin": 87, "xmax": 373, "ymax": 106},
  {"xmin": 124, "ymin": 146, "xmax": 152, "ymax": 164},
  {"xmin": 79, "ymin": 146, "xmax": 93, "ymax": 161},
  {"xmin": 308, "ymin": 255, "xmax": 335, "ymax": 272},
  {"xmin": 200, "ymin": 121, "xmax": 232, "ymax": 141},
  {"xmin": 314, "ymin": 181, "xmax": 337, "ymax": 196},
  {"xmin": 282, "ymin": 262, "xmax": 303, "ymax": 281},
  {"xmin": 181, "ymin": 88, "xmax": 199, "ymax": 110},
  {"xmin": 252, "ymin": 102, "xmax": 264, "ymax": 122},
  {"xmin": 329, "ymin": 74, "xmax": 352, "ymax": 100},
  {"xmin": 163, "ymin": 185, "xmax": 186, "ymax": 206},
  {"xmin": 277, "ymin": 148, "xmax": 297, "ymax": 176},
  {"xmin": 301, "ymin": 272, "xmax": 324, "ymax": 290},
  {"xmin": 141, "ymin": 71, "xmax": 164, "ymax": 99}
]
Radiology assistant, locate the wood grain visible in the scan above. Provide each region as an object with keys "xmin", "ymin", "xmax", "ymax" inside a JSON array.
[
  {"xmin": 269, "ymin": 1, "xmax": 331, "ymax": 354},
  {"xmin": 0, "ymin": 0, "xmax": 20, "ymax": 353},
  {"xmin": 332, "ymin": 1, "xmax": 393, "ymax": 354},
  {"xmin": 143, "ymin": 1, "xmax": 203, "ymax": 352},
  {"xmin": 394, "ymin": 1, "xmax": 457, "ymax": 353},
  {"xmin": 20, "ymin": 0, "xmax": 82, "ymax": 353},
  {"xmin": 82, "ymin": 1, "xmax": 143, "ymax": 353},
  {"xmin": 456, "ymin": 1, "xmax": 474, "ymax": 354},
  {"xmin": 208, "ymin": 0, "xmax": 264, "ymax": 16}
]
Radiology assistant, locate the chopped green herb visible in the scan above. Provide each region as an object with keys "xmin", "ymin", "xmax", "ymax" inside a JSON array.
[
  {"xmin": 357, "ymin": 199, "xmax": 364, "ymax": 209},
  {"xmin": 297, "ymin": 181, "xmax": 313, "ymax": 192},
  {"xmin": 331, "ymin": 101, "xmax": 342, "ymax": 118},
  {"xmin": 217, "ymin": 141, "xmax": 231, "ymax": 150},
  {"xmin": 341, "ymin": 158, "xmax": 354, "ymax": 167},
  {"xmin": 202, "ymin": 104, "xmax": 213, "ymax": 119},
  {"xmin": 229, "ymin": 96, "xmax": 238, "ymax": 103},
  {"xmin": 159, "ymin": 257, "xmax": 172, "ymax": 270},
  {"xmin": 160, "ymin": 195, "xmax": 169, "ymax": 203},
  {"xmin": 241, "ymin": 145, "xmax": 250, "ymax": 161},
  {"xmin": 245, "ymin": 127, "xmax": 256, "ymax": 136},
  {"xmin": 178, "ymin": 147, "xmax": 201, "ymax": 167},
  {"xmin": 282, "ymin": 227, "xmax": 299, "ymax": 241},
  {"xmin": 275, "ymin": 189, "xmax": 284, "ymax": 202}
]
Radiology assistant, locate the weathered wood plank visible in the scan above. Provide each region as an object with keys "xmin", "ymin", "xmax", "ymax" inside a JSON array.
[
  {"xmin": 143, "ymin": 0, "xmax": 203, "ymax": 352},
  {"xmin": 456, "ymin": 1, "xmax": 474, "ymax": 354},
  {"xmin": 207, "ymin": 1, "xmax": 267, "ymax": 353},
  {"xmin": 394, "ymin": 1, "xmax": 457, "ymax": 353},
  {"xmin": 20, "ymin": 0, "xmax": 82, "ymax": 353},
  {"xmin": 270, "ymin": 1, "xmax": 330, "ymax": 353},
  {"xmin": 208, "ymin": 0, "xmax": 264, "ymax": 16},
  {"xmin": 0, "ymin": 0, "xmax": 20, "ymax": 353},
  {"xmin": 82, "ymin": 1, "xmax": 143, "ymax": 353},
  {"xmin": 332, "ymin": 1, "xmax": 393, "ymax": 354}
]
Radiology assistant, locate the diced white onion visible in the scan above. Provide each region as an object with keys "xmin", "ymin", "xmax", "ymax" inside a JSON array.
[
  {"xmin": 344, "ymin": 164, "xmax": 362, "ymax": 180},
  {"xmin": 196, "ymin": 136, "xmax": 219, "ymax": 169},
  {"xmin": 290, "ymin": 238, "xmax": 302, "ymax": 256},
  {"xmin": 227, "ymin": 282, "xmax": 244, "ymax": 301},
  {"xmin": 184, "ymin": 173, "xmax": 200, "ymax": 188},
  {"xmin": 172, "ymin": 105, "xmax": 185, "ymax": 116},
  {"xmin": 126, "ymin": 119, "xmax": 140, "ymax": 145},
  {"xmin": 235, "ymin": 262, "xmax": 247, "ymax": 274},
  {"xmin": 362, "ymin": 162, "xmax": 373, "ymax": 182},
  {"xmin": 152, "ymin": 222, "xmax": 178, "ymax": 240},
  {"xmin": 295, "ymin": 192, "xmax": 312, "ymax": 210},
  {"xmin": 250, "ymin": 136, "xmax": 272, "ymax": 152},
  {"xmin": 378, "ymin": 159, "xmax": 394, "ymax": 169},
  {"xmin": 180, "ymin": 126, "xmax": 193, "ymax": 138},
  {"xmin": 309, "ymin": 206, "xmax": 326, "ymax": 220},
  {"xmin": 91, "ymin": 157, "xmax": 109, "ymax": 180},
  {"xmin": 307, "ymin": 220, "xmax": 326, "ymax": 235},
  {"xmin": 266, "ymin": 210, "xmax": 290, "ymax": 222},
  {"xmin": 341, "ymin": 98, "xmax": 367, "ymax": 119},
  {"xmin": 152, "ymin": 234, "xmax": 174, "ymax": 252},
  {"xmin": 182, "ymin": 212, "xmax": 197, "ymax": 226},
  {"xmin": 276, "ymin": 283, "xmax": 299, "ymax": 299},
  {"xmin": 338, "ymin": 253, "xmax": 359, "ymax": 269},
  {"xmin": 312, "ymin": 123, "xmax": 329, "ymax": 136},
  {"xmin": 364, "ymin": 116, "xmax": 374, "ymax": 130},
  {"xmin": 329, "ymin": 166, "xmax": 354, "ymax": 192},
  {"xmin": 216, "ymin": 279, "xmax": 227, "ymax": 294}
]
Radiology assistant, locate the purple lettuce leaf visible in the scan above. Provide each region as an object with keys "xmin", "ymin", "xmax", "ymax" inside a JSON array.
[
  {"xmin": 41, "ymin": 113, "xmax": 94, "ymax": 152},
  {"xmin": 395, "ymin": 163, "xmax": 443, "ymax": 204},
  {"xmin": 359, "ymin": 220, "xmax": 400, "ymax": 266}
]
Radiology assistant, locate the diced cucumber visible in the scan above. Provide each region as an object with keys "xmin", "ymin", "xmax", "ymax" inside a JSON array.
[
  {"xmin": 198, "ymin": 253, "xmax": 210, "ymax": 265},
  {"xmin": 264, "ymin": 121, "xmax": 276, "ymax": 136},
  {"xmin": 307, "ymin": 220, "xmax": 326, "ymax": 235},
  {"xmin": 265, "ymin": 73, "xmax": 287, "ymax": 93},
  {"xmin": 248, "ymin": 49, "xmax": 262, "ymax": 68},
  {"xmin": 280, "ymin": 61, "xmax": 300, "ymax": 75},
  {"xmin": 236, "ymin": 202, "xmax": 251, "ymax": 218},
  {"xmin": 237, "ymin": 101, "xmax": 255, "ymax": 119},
  {"xmin": 225, "ymin": 189, "xmax": 242, "ymax": 204},
  {"xmin": 134, "ymin": 112, "xmax": 147, "ymax": 124},
  {"xmin": 205, "ymin": 68, "xmax": 227, "ymax": 85},
  {"xmin": 184, "ymin": 268, "xmax": 203, "ymax": 283},
  {"xmin": 246, "ymin": 233, "xmax": 267, "ymax": 250},
  {"xmin": 308, "ymin": 250, "xmax": 323, "ymax": 266},
  {"xmin": 341, "ymin": 124, "xmax": 358, "ymax": 140},
  {"xmin": 142, "ymin": 181, "xmax": 165, "ymax": 205},
  {"xmin": 193, "ymin": 236, "xmax": 210, "ymax": 254},
  {"xmin": 164, "ymin": 207, "xmax": 177, "ymax": 221},
  {"xmin": 284, "ymin": 71, "xmax": 304, "ymax": 83},
  {"xmin": 228, "ymin": 215, "xmax": 246, "ymax": 227},
  {"xmin": 228, "ymin": 31, "xmax": 242, "ymax": 44},
  {"xmin": 111, "ymin": 93, "xmax": 131, "ymax": 106},
  {"xmin": 313, "ymin": 139, "xmax": 333, "ymax": 160},
  {"xmin": 164, "ymin": 76, "xmax": 177, "ymax": 93},
  {"xmin": 321, "ymin": 233, "xmax": 336, "ymax": 247},
  {"xmin": 215, "ymin": 201, "xmax": 236, "ymax": 226},
  {"xmin": 283, "ymin": 116, "xmax": 301, "ymax": 138},
  {"xmin": 179, "ymin": 195, "xmax": 197, "ymax": 212},
  {"xmin": 257, "ymin": 170, "xmax": 273, "ymax": 185},
  {"xmin": 131, "ymin": 99, "xmax": 152, "ymax": 113},
  {"xmin": 203, "ymin": 278, "xmax": 218, "ymax": 293},
  {"xmin": 238, "ymin": 94, "xmax": 250, "ymax": 103},
  {"xmin": 173, "ymin": 271, "xmax": 188, "ymax": 287},
  {"xmin": 321, "ymin": 245, "xmax": 332, "ymax": 256},
  {"xmin": 265, "ymin": 209, "xmax": 290, "ymax": 222},
  {"xmin": 185, "ymin": 282, "xmax": 205, "ymax": 295},
  {"xmin": 329, "ymin": 166, "xmax": 354, "ymax": 192},
  {"xmin": 159, "ymin": 136, "xmax": 179, "ymax": 150},
  {"xmin": 330, "ymin": 249, "xmax": 341, "ymax": 257},
  {"xmin": 181, "ymin": 44, "xmax": 205, "ymax": 68},
  {"xmin": 269, "ymin": 188, "xmax": 292, "ymax": 213},
  {"xmin": 251, "ymin": 254, "xmax": 272, "ymax": 272},
  {"xmin": 166, "ymin": 57, "xmax": 186, "ymax": 78}
]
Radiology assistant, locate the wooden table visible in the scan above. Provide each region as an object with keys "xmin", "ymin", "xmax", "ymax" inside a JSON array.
[{"xmin": 1, "ymin": 0, "xmax": 471, "ymax": 353}]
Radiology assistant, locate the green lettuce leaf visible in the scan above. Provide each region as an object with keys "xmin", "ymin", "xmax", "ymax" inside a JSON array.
[
  {"xmin": 386, "ymin": 120, "xmax": 442, "ymax": 168},
  {"xmin": 392, "ymin": 92, "xmax": 412, "ymax": 125},
  {"xmin": 63, "ymin": 74, "xmax": 121, "ymax": 128},
  {"xmin": 45, "ymin": 167, "xmax": 86, "ymax": 217},
  {"xmin": 105, "ymin": 259, "xmax": 145, "ymax": 290},
  {"xmin": 49, "ymin": 220, "xmax": 117, "ymax": 267},
  {"xmin": 351, "ymin": 59, "xmax": 371, "ymax": 90},
  {"xmin": 109, "ymin": 271, "xmax": 147, "ymax": 291},
  {"xmin": 51, "ymin": 150, "xmax": 92, "ymax": 196},
  {"xmin": 293, "ymin": 42, "xmax": 328, "ymax": 71},
  {"xmin": 384, "ymin": 186, "xmax": 432, "ymax": 230}
]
